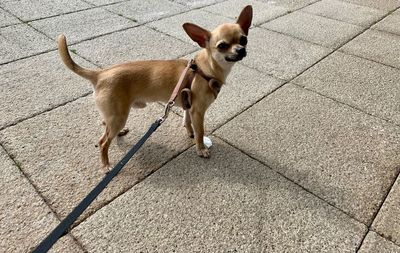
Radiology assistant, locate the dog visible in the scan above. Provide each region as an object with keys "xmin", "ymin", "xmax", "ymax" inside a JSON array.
[{"xmin": 57, "ymin": 5, "xmax": 253, "ymax": 171}]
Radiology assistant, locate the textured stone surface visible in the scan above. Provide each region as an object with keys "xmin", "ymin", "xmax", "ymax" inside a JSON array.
[
  {"xmin": 202, "ymin": 0, "xmax": 289, "ymax": 26},
  {"xmin": 293, "ymin": 51, "xmax": 400, "ymax": 125},
  {"xmin": 372, "ymin": 176, "xmax": 400, "ymax": 245},
  {"xmin": 302, "ymin": 0, "xmax": 386, "ymax": 27},
  {"xmin": 240, "ymin": 27, "xmax": 331, "ymax": 80},
  {"xmin": 171, "ymin": 0, "xmax": 225, "ymax": 8},
  {"xmin": 0, "ymin": 51, "xmax": 94, "ymax": 129},
  {"xmin": 73, "ymin": 139, "xmax": 366, "ymax": 252},
  {"xmin": 84, "ymin": 0, "xmax": 126, "ymax": 6},
  {"xmin": 372, "ymin": 12, "xmax": 400, "ymax": 36},
  {"xmin": 30, "ymin": 8, "xmax": 135, "ymax": 44},
  {"xmin": 359, "ymin": 231, "xmax": 400, "ymax": 253},
  {"xmin": 215, "ymin": 84, "xmax": 400, "ymax": 224},
  {"xmin": 261, "ymin": 0, "xmax": 319, "ymax": 10},
  {"xmin": 341, "ymin": 29, "xmax": 400, "ymax": 69},
  {"xmin": 0, "ymin": 97, "xmax": 192, "ymax": 222},
  {"xmin": 148, "ymin": 9, "xmax": 233, "ymax": 46},
  {"xmin": 341, "ymin": 0, "xmax": 400, "ymax": 11},
  {"xmin": 0, "ymin": 0, "xmax": 91, "ymax": 21},
  {"xmin": 105, "ymin": 0, "xmax": 186, "ymax": 23},
  {"xmin": 262, "ymin": 11, "xmax": 363, "ymax": 48},
  {"xmin": 0, "ymin": 24, "xmax": 54, "ymax": 64},
  {"xmin": 0, "ymin": 147, "xmax": 83, "ymax": 253},
  {"xmin": 0, "ymin": 8, "xmax": 20, "ymax": 27},
  {"xmin": 72, "ymin": 26, "xmax": 196, "ymax": 67}
]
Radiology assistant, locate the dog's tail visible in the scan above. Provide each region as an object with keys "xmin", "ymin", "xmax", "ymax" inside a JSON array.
[{"xmin": 57, "ymin": 34, "xmax": 98, "ymax": 82}]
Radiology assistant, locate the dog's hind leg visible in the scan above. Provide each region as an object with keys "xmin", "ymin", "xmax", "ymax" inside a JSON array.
[{"xmin": 99, "ymin": 110, "xmax": 130, "ymax": 172}]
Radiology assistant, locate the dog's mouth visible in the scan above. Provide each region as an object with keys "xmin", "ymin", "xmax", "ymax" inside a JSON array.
[{"xmin": 225, "ymin": 51, "xmax": 247, "ymax": 62}]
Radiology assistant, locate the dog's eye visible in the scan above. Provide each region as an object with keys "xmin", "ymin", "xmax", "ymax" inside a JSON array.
[
  {"xmin": 217, "ymin": 42, "xmax": 229, "ymax": 50},
  {"xmin": 239, "ymin": 36, "xmax": 247, "ymax": 46}
]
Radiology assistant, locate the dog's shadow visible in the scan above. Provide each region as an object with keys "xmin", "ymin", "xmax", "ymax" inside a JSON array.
[{"xmin": 140, "ymin": 139, "xmax": 345, "ymax": 209}]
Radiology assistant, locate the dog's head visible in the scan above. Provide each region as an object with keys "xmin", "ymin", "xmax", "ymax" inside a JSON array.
[{"xmin": 183, "ymin": 5, "xmax": 253, "ymax": 67}]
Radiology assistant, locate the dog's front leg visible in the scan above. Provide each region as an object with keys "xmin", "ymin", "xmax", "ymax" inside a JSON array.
[
  {"xmin": 183, "ymin": 110, "xmax": 194, "ymax": 138},
  {"xmin": 190, "ymin": 109, "xmax": 210, "ymax": 158}
]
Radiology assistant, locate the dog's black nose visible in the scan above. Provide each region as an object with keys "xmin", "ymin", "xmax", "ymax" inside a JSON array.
[{"xmin": 236, "ymin": 47, "xmax": 246, "ymax": 57}]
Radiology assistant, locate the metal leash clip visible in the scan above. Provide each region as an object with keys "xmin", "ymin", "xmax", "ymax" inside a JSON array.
[{"xmin": 158, "ymin": 101, "xmax": 175, "ymax": 124}]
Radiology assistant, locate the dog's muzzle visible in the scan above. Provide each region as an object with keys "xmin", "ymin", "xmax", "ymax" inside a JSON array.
[{"xmin": 225, "ymin": 47, "xmax": 247, "ymax": 62}]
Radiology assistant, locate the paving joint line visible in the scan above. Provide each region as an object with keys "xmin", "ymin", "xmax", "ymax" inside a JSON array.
[
  {"xmin": 358, "ymin": 171, "xmax": 400, "ymax": 250},
  {"xmin": 2, "ymin": 3, "xmax": 399, "ymax": 248},
  {"xmin": 253, "ymin": 0, "xmax": 323, "ymax": 24},
  {"xmin": 355, "ymin": 229, "xmax": 370, "ymax": 252},
  {"xmin": 339, "ymin": 0, "xmax": 399, "ymax": 11},
  {"xmin": 0, "ymin": 91, "xmax": 92, "ymax": 132},
  {"xmin": 296, "ymin": 8, "xmax": 380, "ymax": 28},
  {"xmin": 214, "ymin": 4, "xmax": 400, "ymax": 135},
  {"xmin": 0, "ymin": 1, "xmax": 213, "ymax": 67},
  {"xmin": 0, "ymin": 142, "xmax": 88, "ymax": 252},
  {"xmin": 292, "ymin": 83, "xmax": 400, "ymax": 129},
  {"xmin": 214, "ymin": 135, "xmax": 369, "ymax": 227},
  {"xmin": 370, "ymin": 26, "xmax": 400, "ymax": 38},
  {"xmin": 337, "ymin": 48, "xmax": 400, "ymax": 72},
  {"xmin": 372, "ymin": 229, "xmax": 400, "ymax": 248},
  {"xmin": 69, "ymin": 143, "xmax": 195, "ymax": 229},
  {"xmin": 0, "ymin": 46, "xmax": 196, "ymax": 132}
]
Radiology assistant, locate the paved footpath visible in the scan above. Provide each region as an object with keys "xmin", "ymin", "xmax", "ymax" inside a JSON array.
[{"xmin": 1, "ymin": 0, "xmax": 400, "ymax": 252}]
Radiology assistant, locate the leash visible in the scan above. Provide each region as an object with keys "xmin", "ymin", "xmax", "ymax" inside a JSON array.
[{"xmin": 32, "ymin": 59, "xmax": 195, "ymax": 253}]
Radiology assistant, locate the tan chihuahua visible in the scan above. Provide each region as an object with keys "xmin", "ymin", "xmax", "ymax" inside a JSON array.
[{"xmin": 57, "ymin": 6, "xmax": 253, "ymax": 171}]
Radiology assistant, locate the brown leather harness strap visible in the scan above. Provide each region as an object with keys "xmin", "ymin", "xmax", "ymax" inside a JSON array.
[
  {"xmin": 160, "ymin": 58, "xmax": 222, "ymax": 122},
  {"xmin": 167, "ymin": 59, "xmax": 194, "ymax": 104}
]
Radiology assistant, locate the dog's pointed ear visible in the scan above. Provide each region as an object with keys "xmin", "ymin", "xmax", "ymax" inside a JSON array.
[
  {"xmin": 183, "ymin": 23, "xmax": 211, "ymax": 48},
  {"xmin": 237, "ymin": 5, "xmax": 253, "ymax": 35}
]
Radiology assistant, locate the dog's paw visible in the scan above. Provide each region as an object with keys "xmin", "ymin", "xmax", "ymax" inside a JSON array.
[
  {"xmin": 102, "ymin": 165, "xmax": 112, "ymax": 174},
  {"xmin": 197, "ymin": 148, "xmax": 210, "ymax": 158},
  {"xmin": 186, "ymin": 128, "xmax": 194, "ymax": 138},
  {"xmin": 118, "ymin": 128, "xmax": 129, "ymax": 136}
]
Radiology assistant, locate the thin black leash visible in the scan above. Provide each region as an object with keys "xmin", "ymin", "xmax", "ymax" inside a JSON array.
[
  {"xmin": 32, "ymin": 59, "xmax": 195, "ymax": 253},
  {"xmin": 32, "ymin": 120, "xmax": 161, "ymax": 253}
]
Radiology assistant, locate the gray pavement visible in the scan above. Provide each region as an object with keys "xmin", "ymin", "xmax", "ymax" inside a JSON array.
[{"xmin": 1, "ymin": 0, "xmax": 400, "ymax": 252}]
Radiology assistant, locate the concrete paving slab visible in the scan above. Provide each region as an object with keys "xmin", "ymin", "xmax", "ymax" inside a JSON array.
[
  {"xmin": 261, "ymin": 0, "xmax": 318, "ymax": 11},
  {"xmin": 105, "ymin": 0, "xmax": 186, "ymax": 23},
  {"xmin": 84, "ymin": 0, "xmax": 126, "ymax": 6},
  {"xmin": 0, "ymin": 8, "xmax": 20, "ymax": 27},
  {"xmin": 29, "ymin": 8, "xmax": 135, "ymax": 44},
  {"xmin": 0, "ymin": 24, "xmax": 54, "ymax": 64},
  {"xmin": 293, "ymin": 51, "xmax": 400, "ymax": 125},
  {"xmin": 0, "ymin": 0, "xmax": 91, "ymax": 22},
  {"xmin": 341, "ymin": 0, "xmax": 400, "ymax": 11},
  {"xmin": 171, "ymin": 0, "xmax": 226, "ymax": 8},
  {"xmin": 0, "ymin": 96, "xmax": 192, "ymax": 223},
  {"xmin": 372, "ymin": 12, "xmax": 400, "ymax": 36},
  {"xmin": 359, "ymin": 231, "xmax": 400, "ymax": 253},
  {"xmin": 148, "ymin": 9, "xmax": 234, "ymax": 46},
  {"xmin": 215, "ymin": 84, "xmax": 400, "ymax": 224},
  {"xmin": 205, "ymin": 64, "xmax": 284, "ymax": 131},
  {"xmin": 341, "ymin": 29, "xmax": 400, "ymax": 69},
  {"xmin": 302, "ymin": 0, "xmax": 386, "ymax": 27},
  {"xmin": 372, "ymin": 175, "xmax": 400, "ymax": 245},
  {"xmin": 0, "ymin": 147, "xmax": 83, "ymax": 252},
  {"xmin": 72, "ymin": 138, "xmax": 366, "ymax": 252},
  {"xmin": 261, "ymin": 11, "xmax": 363, "ymax": 48},
  {"xmin": 202, "ymin": 0, "xmax": 289, "ymax": 26},
  {"xmin": 240, "ymin": 27, "xmax": 331, "ymax": 80},
  {"xmin": 72, "ymin": 26, "xmax": 196, "ymax": 67},
  {"xmin": 0, "ymin": 51, "xmax": 94, "ymax": 130}
]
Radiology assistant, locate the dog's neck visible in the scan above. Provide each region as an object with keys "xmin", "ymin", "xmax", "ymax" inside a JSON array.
[{"xmin": 194, "ymin": 49, "xmax": 234, "ymax": 84}]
